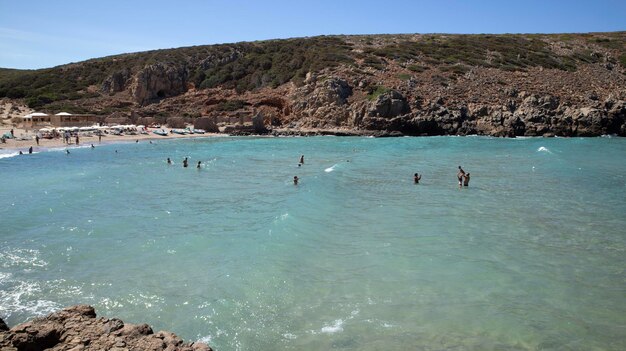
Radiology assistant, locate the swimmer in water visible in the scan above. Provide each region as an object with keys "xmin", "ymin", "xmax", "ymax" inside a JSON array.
[
  {"xmin": 299, "ymin": 155, "xmax": 304, "ymax": 164},
  {"xmin": 197, "ymin": 161, "xmax": 202, "ymax": 168},
  {"xmin": 91, "ymin": 144, "xmax": 95, "ymax": 148},
  {"xmin": 293, "ymin": 176, "xmax": 299, "ymax": 185},
  {"xmin": 414, "ymin": 173, "xmax": 422, "ymax": 184},
  {"xmin": 463, "ymin": 172, "xmax": 470, "ymax": 187},
  {"xmin": 66, "ymin": 150, "xmax": 70, "ymax": 154},
  {"xmin": 167, "ymin": 157, "xmax": 172, "ymax": 164}
]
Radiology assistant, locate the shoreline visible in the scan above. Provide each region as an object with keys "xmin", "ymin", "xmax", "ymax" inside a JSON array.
[
  {"xmin": 0, "ymin": 126, "xmax": 226, "ymax": 153},
  {"xmin": 1, "ymin": 126, "xmax": 622, "ymax": 155}
]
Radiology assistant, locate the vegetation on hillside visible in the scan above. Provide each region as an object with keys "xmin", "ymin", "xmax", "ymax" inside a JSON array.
[
  {"xmin": 196, "ymin": 37, "xmax": 353, "ymax": 92},
  {"xmin": 0, "ymin": 32, "xmax": 623, "ymax": 110}
]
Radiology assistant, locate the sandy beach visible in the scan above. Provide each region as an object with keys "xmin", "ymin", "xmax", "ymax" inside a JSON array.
[{"xmin": 0, "ymin": 126, "xmax": 222, "ymax": 153}]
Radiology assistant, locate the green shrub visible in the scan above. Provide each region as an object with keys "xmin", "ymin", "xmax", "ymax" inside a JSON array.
[
  {"xmin": 408, "ymin": 65, "xmax": 428, "ymax": 73},
  {"xmin": 396, "ymin": 73, "xmax": 411, "ymax": 80},
  {"xmin": 363, "ymin": 55, "xmax": 385, "ymax": 70},
  {"xmin": 367, "ymin": 86, "xmax": 390, "ymax": 101},
  {"xmin": 216, "ymin": 99, "xmax": 247, "ymax": 111}
]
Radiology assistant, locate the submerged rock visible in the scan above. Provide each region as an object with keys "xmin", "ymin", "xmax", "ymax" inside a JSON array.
[{"xmin": 0, "ymin": 305, "xmax": 212, "ymax": 351}]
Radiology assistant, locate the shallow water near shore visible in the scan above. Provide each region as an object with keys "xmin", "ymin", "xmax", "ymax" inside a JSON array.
[{"xmin": 1, "ymin": 136, "xmax": 625, "ymax": 350}]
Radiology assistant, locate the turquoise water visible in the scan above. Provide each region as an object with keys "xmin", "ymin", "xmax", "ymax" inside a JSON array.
[{"xmin": 1, "ymin": 136, "xmax": 625, "ymax": 350}]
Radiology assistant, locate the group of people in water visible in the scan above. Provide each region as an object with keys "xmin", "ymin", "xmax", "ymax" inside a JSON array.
[
  {"xmin": 413, "ymin": 166, "xmax": 470, "ymax": 187},
  {"xmin": 292, "ymin": 155, "xmax": 470, "ymax": 187},
  {"xmin": 169, "ymin": 157, "xmax": 202, "ymax": 169}
]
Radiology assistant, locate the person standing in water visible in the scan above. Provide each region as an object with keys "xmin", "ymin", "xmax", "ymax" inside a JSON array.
[
  {"xmin": 28, "ymin": 146, "xmax": 33, "ymax": 154},
  {"xmin": 414, "ymin": 173, "xmax": 422, "ymax": 184},
  {"xmin": 167, "ymin": 158, "xmax": 172, "ymax": 164},
  {"xmin": 183, "ymin": 157, "xmax": 188, "ymax": 168},
  {"xmin": 299, "ymin": 155, "xmax": 304, "ymax": 165},
  {"xmin": 457, "ymin": 166, "xmax": 465, "ymax": 188},
  {"xmin": 293, "ymin": 176, "xmax": 299, "ymax": 185},
  {"xmin": 197, "ymin": 161, "xmax": 202, "ymax": 169},
  {"xmin": 463, "ymin": 172, "xmax": 470, "ymax": 187}
]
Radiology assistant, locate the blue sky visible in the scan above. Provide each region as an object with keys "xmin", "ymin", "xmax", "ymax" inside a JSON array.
[{"xmin": 1, "ymin": 0, "xmax": 624, "ymax": 69}]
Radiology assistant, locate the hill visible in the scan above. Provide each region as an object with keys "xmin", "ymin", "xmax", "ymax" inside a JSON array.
[{"xmin": 1, "ymin": 32, "xmax": 625, "ymax": 136}]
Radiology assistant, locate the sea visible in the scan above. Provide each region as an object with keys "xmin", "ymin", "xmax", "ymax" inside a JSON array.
[{"xmin": 1, "ymin": 136, "xmax": 625, "ymax": 350}]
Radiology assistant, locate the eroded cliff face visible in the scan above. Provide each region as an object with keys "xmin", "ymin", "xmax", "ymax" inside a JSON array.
[
  {"xmin": 0, "ymin": 305, "xmax": 212, "ymax": 351},
  {"xmin": 129, "ymin": 63, "xmax": 189, "ymax": 106},
  {"xmin": 89, "ymin": 53, "xmax": 626, "ymax": 137}
]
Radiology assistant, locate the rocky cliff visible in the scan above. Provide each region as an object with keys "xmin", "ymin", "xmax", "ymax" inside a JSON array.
[
  {"xmin": 1, "ymin": 32, "xmax": 625, "ymax": 136},
  {"xmin": 0, "ymin": 305, "xmax": 212, "ymax": 351}
]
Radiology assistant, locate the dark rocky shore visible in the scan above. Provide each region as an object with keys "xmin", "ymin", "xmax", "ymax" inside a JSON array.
[{"xmin": 0, "ymin": 305, "xmax": 211, "ymax": 351}]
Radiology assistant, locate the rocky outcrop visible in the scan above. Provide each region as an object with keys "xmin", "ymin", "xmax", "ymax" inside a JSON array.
[
  {"xmin": 0, "ymin": 305, "xmax": 212, "ymax": 351},
  {"xmin": 101, "ymin": 69, "xmax": 132, "ymax": 93},
  {"xmin": 194, "ymin": 117, "xmax": 219, "ymax": 132},
  {"xmin": 352, "ymin": 92, "xmax": 626, "ymax": 137},
  {"xmin": 166, "ymin": 117, "xmax": 186, "ymax": 128},
  {"xmin": 252, "ymin": 112, "xmax": 269, "ymax": 134},
  {"xmin": 367, "ymin": 90, "xmax": 410, "ymax": 118},
  {"xmin": 290, "ymin": 77, "xmax": 353, "ymax": 128},
  {"xmin": 131, "ymin": 63, "xmax": 188, "ymax": 106}
]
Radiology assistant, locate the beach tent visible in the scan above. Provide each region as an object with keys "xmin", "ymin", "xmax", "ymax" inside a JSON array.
[{"xmin": 29, "ymin": 112, "xmax": 49, "ymax": 117}]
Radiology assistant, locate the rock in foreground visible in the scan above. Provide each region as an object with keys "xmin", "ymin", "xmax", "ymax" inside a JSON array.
[{"xmin": 0, "ymin": 305, "xmax": 211, "ymax": 351}]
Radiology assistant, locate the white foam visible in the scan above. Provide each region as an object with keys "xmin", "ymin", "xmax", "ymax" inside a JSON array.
[
  {"xmin": 537, "ymin": 146, "xmax": 552, "ymax": 153},
  {"xmin": 0, "ymin": 248, "xmax": 48, "ymax": 268},
  {"xmin": 0, "ymin": 280, "xmax": 61, "ymax": 319},
  {"xmin": 197, "ymin": 335, "xmax": 213, "ymax": 344},
  {"xmin": 321, "ymin": 319, "xmax": 344, "ymax": 334},
  {"xmin": 325, "ymin": 164, "xmax": 338, "ymax": 173},
  {"xmin": 0, "ymin": 152, "xmax": 20, "ymax": 159},
  {"xmin": 282, "ymin": 333, "xmax": 297, "ymax": 340}
]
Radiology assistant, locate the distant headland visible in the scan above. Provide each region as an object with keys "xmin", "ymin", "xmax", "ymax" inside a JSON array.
[{"xmin": 1, "ymin": 32, "xmax": 625, "ymax": 137}]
